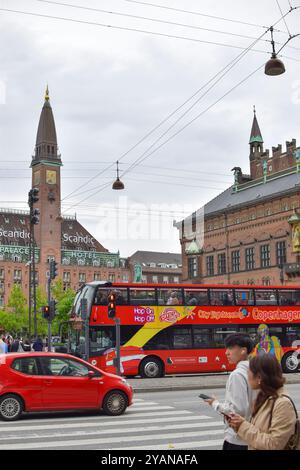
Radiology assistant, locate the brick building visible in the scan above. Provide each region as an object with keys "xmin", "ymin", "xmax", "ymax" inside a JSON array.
[
  {"xmin": 177, "ymin": 110, "xmax": 300, "ymax": 286},
  {"xmin": 0, "ymin": 89, "xmax": 130, "ymax": 307},
  {"xmin": 128, "ymin": 251, "xmax": 182, "ymax": 284}
]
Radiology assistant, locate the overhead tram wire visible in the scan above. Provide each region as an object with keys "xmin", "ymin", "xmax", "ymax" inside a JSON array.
[
  {"xmin": 62, "ymin": 26, "xmax": 272, "ymax": 202},
  {"xmin": 59, "ymin": 6, "xmax": 299, "ymax": 203},
  {"xmin": 62, "ymin": 61, "xmax": 264, "ymax": 215},
  {"xmin": 31, "ymin": 0, "xmax": 300, "ymax": 53},
  {"xmin": 276, "ymin": 0, "xmax": 292, "ymax": 35},
  {"xmin": 121, "ymin": 0, "xmax": 288, "ymax": 32},
  {"xmin": 0, "ymin": 7, "xmax": 280, "ymax": 55},
  {"xmin": 5, "ymin": 5, "xmax": 298, "ymax": 207},
  {"xmin": 36, "ymin": 0, "xmax": 273, "ymax": 45}
]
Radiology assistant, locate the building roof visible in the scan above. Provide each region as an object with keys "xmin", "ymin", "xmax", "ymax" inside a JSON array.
[
  {"xmin": 129, "ymin": 250, "xmax": 182, "ymax": 266},
  {"xmin": 204, "ymin": 170, "xmax": 300, "ymax": 217},
  {"xmin": 0, "ymin": 210, "xmax": 108, "ymax": 252}
]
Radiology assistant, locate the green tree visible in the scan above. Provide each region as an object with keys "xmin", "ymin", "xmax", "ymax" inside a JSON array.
[
  {"xmin": 7, "ymin": 284, "xmax": 27, "ymax": 315},
  {"xmin": 51, "ymin": 280, "xmax": 76, "ymax": 337}
]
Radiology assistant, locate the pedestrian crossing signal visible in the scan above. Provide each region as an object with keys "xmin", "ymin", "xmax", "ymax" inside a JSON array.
[{"xmin": 108, "ymin": 292, "xmax": 116, "ymax": 319}]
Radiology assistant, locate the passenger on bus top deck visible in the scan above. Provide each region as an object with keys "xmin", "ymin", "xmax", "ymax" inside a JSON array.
[
  {"xmin": 167, "ymin": 292, "xmax": 180, "ymax": 305},
  {"xmin": 187, "ymin": 293, "xmax": 198, "ymax": 306}
]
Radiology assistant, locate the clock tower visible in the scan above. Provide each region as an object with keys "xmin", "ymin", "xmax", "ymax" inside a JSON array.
[{"xmin": 31, "ymin": 87, "xmax": 62, "ymax": 285}]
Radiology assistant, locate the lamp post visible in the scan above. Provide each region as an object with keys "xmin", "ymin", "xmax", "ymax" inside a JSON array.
[{"xmin": 28, "ymin": 188, "xmax": 40, "ymax": 339}]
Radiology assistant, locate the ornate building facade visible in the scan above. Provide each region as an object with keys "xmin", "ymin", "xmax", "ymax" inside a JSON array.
[
  {"xmin": 177, "ymin": 110, "xmax": 300, "ymax": 286},
  {"xmin": 0, "ymin": 89, "xmax": 130, "ymax": 307}
]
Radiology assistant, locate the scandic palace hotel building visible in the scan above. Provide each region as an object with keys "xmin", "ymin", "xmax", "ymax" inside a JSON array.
[{"xmin": 178, "ymin": 110, "xmax": 300, "ymax": 286}]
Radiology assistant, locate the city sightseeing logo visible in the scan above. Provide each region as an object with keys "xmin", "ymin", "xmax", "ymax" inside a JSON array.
[
  {"xmin": 160, "ymin": 308, "xmax": 180, "ymax": 323},
  {"xmin": 240, "ymin": 307, "xmax": 250, "ymax": 318}
]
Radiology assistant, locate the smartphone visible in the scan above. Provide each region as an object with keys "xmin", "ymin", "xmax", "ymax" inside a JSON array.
[{"xmin": 198, "ymin": 393, "xmax": 212, "ymax": 400}]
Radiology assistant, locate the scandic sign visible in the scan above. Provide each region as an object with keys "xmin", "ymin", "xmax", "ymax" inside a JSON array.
[{"xmin": 92, "ymin": 305, "xmax": 300, "ymax": 324}]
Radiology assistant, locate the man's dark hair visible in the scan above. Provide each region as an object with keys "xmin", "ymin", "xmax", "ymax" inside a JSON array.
[{"xmin": 224, "ymin": 333, "xmax": 253, "ymax": 354}]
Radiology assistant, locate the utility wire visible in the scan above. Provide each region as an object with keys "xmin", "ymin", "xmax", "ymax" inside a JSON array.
[
  {"xmin": 0, "ymin": 7, "xmax": 273, "ymax": 54},
  {"xmin": 120, "ymin": 0, "xmax": 286, "ymax": 32},
  {"xmin": 36, "ymin": 0, "xmax": 271, "ymax": 44},
  {"xmin": 63, "ymin": 62, "xmax": 263, "ymax": 214},
  {"xmin": 276, "ymin": 0, "xmax": 292, "ymax": 35}
]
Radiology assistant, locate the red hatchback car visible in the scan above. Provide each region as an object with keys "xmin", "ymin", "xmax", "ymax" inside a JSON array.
[{"xmin": 0, "ymin": 352, "xmax": 133, "ymax": 421}]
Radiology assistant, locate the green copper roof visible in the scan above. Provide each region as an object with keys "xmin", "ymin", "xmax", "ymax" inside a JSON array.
[{"xmin": 249, "ymin": 110, "xmax": 263, "ymax": 145}]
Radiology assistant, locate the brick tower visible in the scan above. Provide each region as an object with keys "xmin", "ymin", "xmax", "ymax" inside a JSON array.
[
  {"xmin": 249, "ymin": 106, "xmax": 264, "ymax": 179},
  {"xmin": 31, "ymin": 87, "xmax": 62, "ymax": 286}
]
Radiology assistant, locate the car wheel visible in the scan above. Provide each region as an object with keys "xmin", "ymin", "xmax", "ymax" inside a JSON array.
[
  {"xmin": 102, "ymin": 391, "xmax": 128, "ymax": 416},
  {"xmin": 0, "ymin": 394, "xmax": 23, "ymax": 421},
  {"xmin": 140, "ymin": 357, "xmax": 163, "ymax": 378},
  {"xmin": 281, "ymin": 352, "xmax": 300, "ymax": 373}
]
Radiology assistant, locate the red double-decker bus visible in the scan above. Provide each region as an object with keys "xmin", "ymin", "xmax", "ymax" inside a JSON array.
[{"xmin": 68, "ymin": 281, "xmax": 300, "ymax": 377}]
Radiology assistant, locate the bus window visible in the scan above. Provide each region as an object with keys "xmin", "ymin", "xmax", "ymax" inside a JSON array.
[
  {"xmin": 286, "ymin": 326, "xmax": 300, "ymax": 347},
  {"xmin": 171, "ymin": 325, "xmax": 192, "ymax": 349},
  {"xmin": 94, "ymin": 288, "xmax": 110, "ymax": 305},
  {"xmin": 213, "ymin": 327, "xmax": 238, "ymax": 348},
  {"xmin": 157, "ymin": 288, "xmax": 183, "ymax": 306},
  {"xmin": 210, "ymin": 289, "xmax": 234, "ymax": 306},
  {"xmin": 129, "ymin": 288, "xmax": 156, "ymax": 306},
  {"xmin": 255, "ymin": 289, "xmax": 278, "ymax": 305},
  {"xmin": 89, "ymin": 326, "xmax": 115, "ymax": 356},
  {"xmin": 184, "ymin": 289, "xmax": 209, "ymax": 306},
  {"xmin": 143, "ymin": 329, "xmax": 170, "ymax": 350},
  {"xmin": 115, "ymin": 289, "xmax": 128, "ymax": 305},
  {"xmin": 95, "ymin": 288, "xmax": 128, "ymax": 305},
  {"xmin": 278, "ymin": 289, "xmax": 299, "ymax": 305},
  {"xmin": 193, "ymin": 327, "xmax": 212, "ymax": 348},
  {"xmin": 235, "ymin": 289, "xmax": 255, "ymax": 306}
]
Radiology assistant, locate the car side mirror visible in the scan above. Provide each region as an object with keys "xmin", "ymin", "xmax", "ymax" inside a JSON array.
[{"xmin": 88, "ymin": 371, "xmax": 96, "ymax": 379}]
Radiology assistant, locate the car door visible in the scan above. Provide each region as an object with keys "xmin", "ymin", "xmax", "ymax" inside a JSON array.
[
  {"xmin": 10, "ymin": 357, "xmax": 44, "ymax": 410},
  {"xmin": 38, "ymin": 356, "xmax": 100, "ymax": 410}
]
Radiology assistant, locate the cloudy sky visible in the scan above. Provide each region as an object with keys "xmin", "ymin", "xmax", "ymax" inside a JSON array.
[{"xmin": 0, "ymin": 0, "xmax": 300, "ymax": 257}]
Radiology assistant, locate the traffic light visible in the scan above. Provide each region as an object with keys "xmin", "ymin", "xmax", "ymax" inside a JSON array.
[
  {"xmin": 49, "ymin": 260, "xmax": 58, "ymax": 280},
  {"xmin": 31, "ymin": 208, "xmax": 40, "ymax": 225},
  {"xmin": 28, "ymin": 188, "xmax": 39, "ymax": 206},
  {"xmin": 42, "ymin": 305, "xmax": 50, "ymax": 319},
  {"xmin": 108, "ymin": 292, "xmax": 116, "ymax": 319},
  {"xmin": 49, "ymin": 299, "xmax": 57, "ymax": 320}
]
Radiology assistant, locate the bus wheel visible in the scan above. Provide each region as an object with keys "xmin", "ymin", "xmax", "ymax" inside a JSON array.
[
  {"xmin": 102, "ymin": 390, "xmax": 128, "ymax": 416},
  {"xmin": 140, "ymin": 357, "xmax": 164, "ymax": 378},
  {"xmin": 281, "ymin": 352, "xmax": 299, "ymax": 373}
]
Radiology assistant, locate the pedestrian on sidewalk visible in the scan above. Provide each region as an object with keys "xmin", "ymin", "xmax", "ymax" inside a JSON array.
[
  {"xmin": 229, "ymin": 354, "xmax": 298, "ymax": 450},
  {"xmin": 32, "ymin": 337, "xmax": 44, "ymax": 352},
  {"xmin": 203, "ymin": 333, "xmax": 254, "ymax": 450}
]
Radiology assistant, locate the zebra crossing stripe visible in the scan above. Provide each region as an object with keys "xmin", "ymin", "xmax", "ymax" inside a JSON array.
[
  {"xmin": 0, "ymin": 428, "xmax": 225, "ymax": 450},
  {"xmin": 0, "ymin": 421, "xmax": 223, "ymax": 442},
  {"xmin": 118, "ymin": 439, "xmax": 223, "ymax": 450},
  {"xmin": 2, "ymin": 413, "xmax": 213, "ymax": 433}
]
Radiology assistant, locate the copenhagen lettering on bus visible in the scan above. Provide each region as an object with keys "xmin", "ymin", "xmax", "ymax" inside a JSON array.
[{"xmin": 253, "ymin": 308, "xmax": 300, "ymax": 322}]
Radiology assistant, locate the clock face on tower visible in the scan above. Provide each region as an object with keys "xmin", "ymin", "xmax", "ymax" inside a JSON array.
[{"xmin": 46, "ymin": 170, "xmax": 57, "ymax": 185}]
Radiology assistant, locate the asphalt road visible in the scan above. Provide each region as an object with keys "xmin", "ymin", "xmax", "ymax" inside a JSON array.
[{"xmin": 1, "ymin": 383, "xmax": 299, "ymax": 451}]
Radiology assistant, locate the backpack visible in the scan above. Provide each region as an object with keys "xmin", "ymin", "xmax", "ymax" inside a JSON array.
[{"xmin": 269, "ymin": 394, "xmax": 300, "ymax": 450}]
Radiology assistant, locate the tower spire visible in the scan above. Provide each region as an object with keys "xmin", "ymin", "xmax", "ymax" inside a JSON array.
[
  {"xmin": 45, "ymin": 84, "xmax": 50, "ymax": 102},
  {"xmin": 249, "ymin": 106, "xmax": 263, "ymax": 144}
]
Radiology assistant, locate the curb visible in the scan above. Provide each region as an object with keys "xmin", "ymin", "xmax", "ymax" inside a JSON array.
[{"xmin": 129, "ymin": 374, "xmax": 300, "ymax": 394}]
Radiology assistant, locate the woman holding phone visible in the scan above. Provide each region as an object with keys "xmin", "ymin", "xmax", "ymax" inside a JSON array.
[{"xmin": 229, "ymin": 354, "xmax": 297, "ymax": 450}]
